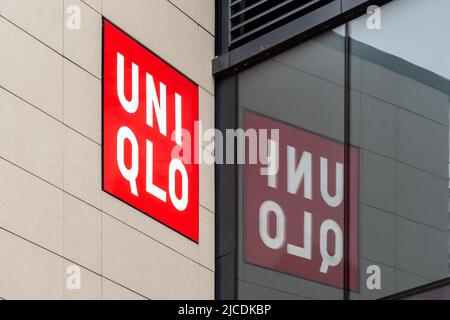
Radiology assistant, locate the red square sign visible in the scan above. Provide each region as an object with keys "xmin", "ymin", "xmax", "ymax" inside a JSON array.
[
  {"xmin": 102, "ymin": 20, "xmax": 199, "ymax": 242},
  {"xmin": 244, "ymin": 112, "xmax": 359, "ymax": 290}
]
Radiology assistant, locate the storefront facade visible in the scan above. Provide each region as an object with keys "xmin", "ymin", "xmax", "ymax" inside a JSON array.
[
  {"xmin": 0, "ymin": 0, "xmax": 449, "ymax": 300},
  {"xmin": 0, "ymin": 0, "xmax": 215, "ymax": 300}
]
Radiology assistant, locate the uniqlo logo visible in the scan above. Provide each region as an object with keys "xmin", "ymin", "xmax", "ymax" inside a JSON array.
[
  {"xmin": 102, "ymin": 20, "xmax": 199, "ymax": 242},
  {"xmin": 244, "ymin": 112, "xmax": 359, "ymax": 290}
]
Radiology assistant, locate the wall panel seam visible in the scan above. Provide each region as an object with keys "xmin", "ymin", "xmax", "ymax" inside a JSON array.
[
  {"xmin": 0, "ymin": 225, "xmax": 149, "ymax": 300},
  {"xmin": 0, "ymin": 155, "xmax": 215, "ymax": 273}
]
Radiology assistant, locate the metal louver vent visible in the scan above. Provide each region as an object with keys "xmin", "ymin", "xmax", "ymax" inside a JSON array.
[{"xmin": 229, "ymin": 0, "xmax": 334, "ymax": 48}]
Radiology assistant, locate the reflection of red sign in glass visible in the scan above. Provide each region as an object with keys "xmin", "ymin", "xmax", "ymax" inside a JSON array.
[
  {"xmin": 244, "ymin": 112, "xmax": 359, "ymax": 290},
  {"xmin": 103, "ymin": 20, "xmax": 199, "ymax": 242}
]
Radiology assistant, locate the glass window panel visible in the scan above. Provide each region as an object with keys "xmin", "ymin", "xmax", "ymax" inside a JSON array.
[
  {"xmin": 237, "ymin": 28, "xmax": 347, "ymax": 299},
  {"xmin": 349, "ymin": 0, "xmax": 450, "ymax": 299}
]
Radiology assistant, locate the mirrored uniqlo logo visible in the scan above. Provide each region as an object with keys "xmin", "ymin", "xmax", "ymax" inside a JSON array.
[
  {"xmin": 244, "ymin": 112, "xmax": 359, "ymax": 290},
  {"xmin": 102, "ymin": 20, "xmax": 199, "ymax": 242}
]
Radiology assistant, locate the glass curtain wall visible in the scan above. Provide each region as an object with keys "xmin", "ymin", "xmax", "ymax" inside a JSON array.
[{"xmin": 234, "ymin": 0, "xmax": 450, "ymax": 299}]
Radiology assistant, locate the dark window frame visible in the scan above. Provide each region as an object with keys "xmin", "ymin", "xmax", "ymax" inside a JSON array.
[{"xmin": 214, "ymin": 0, "xmax": 393, "ymax": 78}]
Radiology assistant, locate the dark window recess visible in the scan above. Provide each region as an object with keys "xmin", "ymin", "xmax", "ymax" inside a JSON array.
[{"xmin": 229, "ymin": 0, "xmax": 334, "ymax": 48}]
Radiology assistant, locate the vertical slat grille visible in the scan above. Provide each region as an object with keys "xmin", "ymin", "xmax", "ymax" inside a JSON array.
[{"xmin": 229, "ymin": 0, "xmax": 334, "ymax": 48}]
